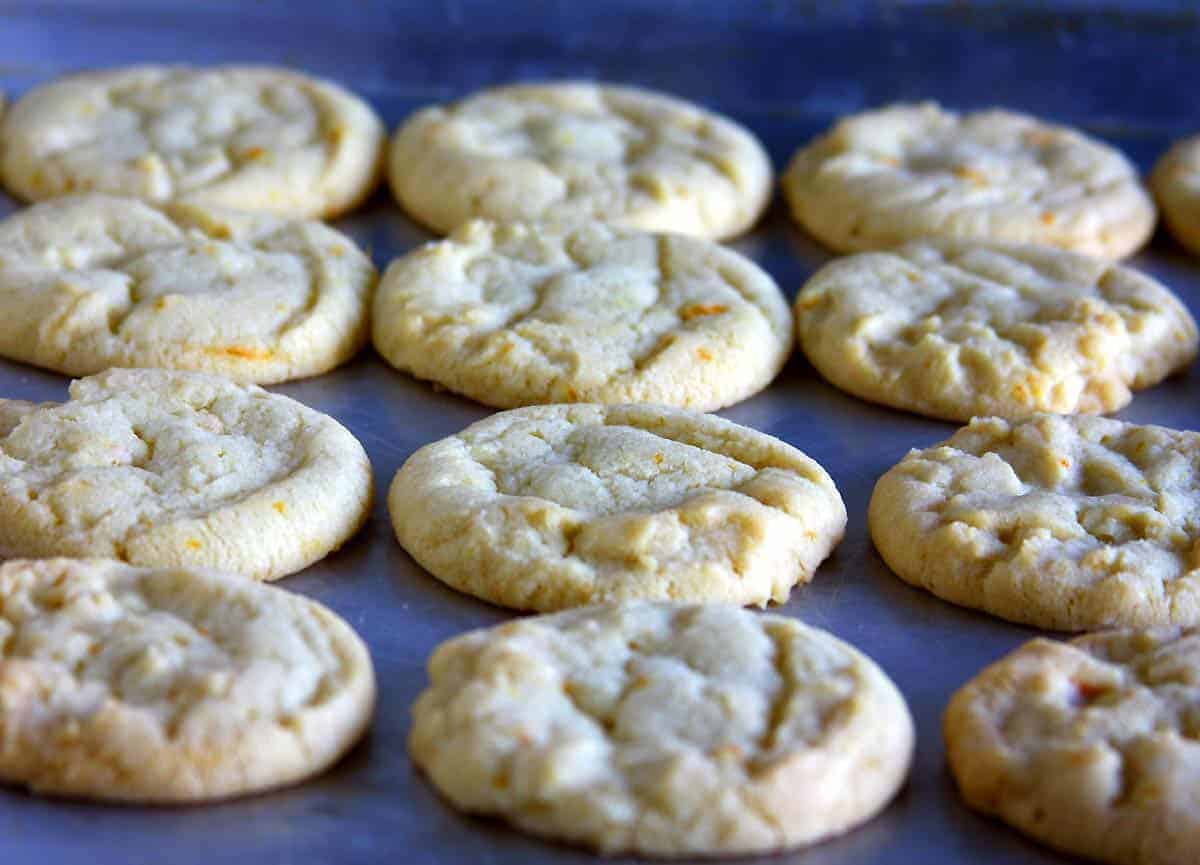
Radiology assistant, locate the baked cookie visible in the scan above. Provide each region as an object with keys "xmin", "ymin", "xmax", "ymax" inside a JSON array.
[
  {"xmin": 870, "ymin": 414, "xmax": 1200, "ymax": 631},
  {"xmin": 388, "ymin": 81, "xmax": 772, "ymax": 239},
  {"xmin": 410, "ymin": 602, "xmax": 914, "ymax": 856},
  {"xmin": 389, "ymin": 404, "xmax": 845, "ymax": 611},
  {"xmin": 795, "ymin": 241, "xmax": 1197, "ymax": 422},
  {"xmin": 373, "ymin": 220, "xmax": 792, "ymax": 411},
  {"xmin": 783, "ymin": 103, "xmax": 1155, "ymax": 259},
  {"xmin": 1151, "ymin": 135, "xmax": 1200, "ymax": 256},
  {"xmin": 0, "ymin": 368, "xmax": 372, "ymax": 581},
  {"xmin": 945, "ymin": 628, "xmax": 1200, "ymax": 865},
  {"xmin": 0, "ymin": 65, "xmax": 384, "ymax": 219},
  {"xmin": 0, "ymin": 195, "xmax": 375, "ymax": 383},
  {"xmin": 0, "ymin": 558, "xmax": 374, "ymax": 803}
]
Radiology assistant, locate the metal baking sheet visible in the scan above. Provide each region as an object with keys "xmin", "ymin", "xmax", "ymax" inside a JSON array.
[{"xmin": 0, "ymin": 2, "xmax": 1197, "ymax": 863}]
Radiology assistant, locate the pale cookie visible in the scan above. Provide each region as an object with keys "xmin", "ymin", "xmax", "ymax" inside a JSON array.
[
  {"xmin": 0, "ymin": 195, "xmax": 376, "ymax": 384},
  {"xmin": 0, "ymin": 368, "xmax": 372, "ymax": 581},
  {"xmin": 945, "ymin": 628, "xmax": 1200, "ymax": 865},
  {"xmin": 410, "ymin": 602, "xmax": 914, "ymax": 856},
  {"xmin": 795, "ymin": 242, "xmax": 1197, "ymax": 422},
  {"xmin": 388, "ymin": 81, "xmax": 772, "ymax": 239},
  {"xmin": 389, "ymin": 404, "xmax": 845, "ymax": 611},
  {"xmin": 0, "ymin": 65, "xmax": 384, "ymax": 219},
  {"xmin": 373, "ymin": 220, "xmax": 792, "ymax": 411},
  {"xmin": 1151, "ymin": 135, "xmax": 1200, "ymax": 257},
  {"xmin": 0, "ymin": 558, "xmax": 374, "ymax": 803},
  {"xmin": 783, "ymin": 102, "xmax": 1155, "ymax": 259},
  {"xmin": 870, "ymin": 414, "xmax": 1200, "ymax": 631}
]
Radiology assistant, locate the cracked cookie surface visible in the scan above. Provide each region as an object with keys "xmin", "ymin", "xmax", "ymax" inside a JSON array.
[
  {"xmin": 0, "ymin": 195, "xmax": 375, "ymax": 383},
  {"xmin": 783, "ymin": 103, "xmax": 1155, "ymax": 259},
  {"xmin": 388, "ymin": 81, "xmax": 772, "ymax": 239},
  {"xmin": 945, "ymin": 628, "xmax": 1200, "ymax": 865},
  {"xmin": 1151, "ymin": 135, "xmax": 1200, "ymax": 257},
  {"xmin": 0, "ymin": 65, "xmax": 384, "ymax": 219},
  {"xmin": 870, "ymin": 414, "xmax": 1200, "ymax": 630},
  {"xmin": 410, "ymin": 602, "xmax": 913, "ymax": 856},
  {"xmin": 0, "ymin": 368, "xmax": 372, "ymax": 581},
  {"xmin": 373, "ymin": 220, "xmax": 792, "ymax": 410},
  {"xmin": 795, "ymin": 242, "xmax": 1197, "ymax": 422},
  {"xmin": 0, "ymin": 558, "xmax": 374, "ymax": 802},
  {"xmin": 389, "ymin": 404, "xmax": 845, "ymax": 610}
]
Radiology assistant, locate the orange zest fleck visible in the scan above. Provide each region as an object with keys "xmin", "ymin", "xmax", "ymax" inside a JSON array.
[
  {"xmin": 208, "ymin": 345, "xmax": 274, "ymax": 361},
  {"xmin": 680, "ymin": 302, "xmax": 729, "ymax": 321}
]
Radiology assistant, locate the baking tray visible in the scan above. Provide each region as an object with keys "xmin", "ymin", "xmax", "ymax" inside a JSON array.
[{"xmin": 0, "ymin": 2, "xmax": 1197, "ymax": 863}]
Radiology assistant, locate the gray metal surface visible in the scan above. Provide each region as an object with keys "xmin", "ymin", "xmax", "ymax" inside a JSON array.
[{"xmin": 0, "ymin": 2, "xmax": 1197, "ymax": 863}]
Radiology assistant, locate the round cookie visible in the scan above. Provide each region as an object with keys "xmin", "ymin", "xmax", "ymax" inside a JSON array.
[
  {"xmin": 1151, "ymin": 135, "xmax": 1200, "ymax": 257},
  {"xmin": 410, "ymin": 602, "xmax": 914, "ymax": 857},
  {"xmin": 389, "ymin": 404, "xmax": 845, "ymax": 611},
  {"xmin": 373, "ymin": 220, "xmax": 792, "ymax": 411},
  {"xmin": 870, "ymin": 414, "xmax": 1200, "ymax": 631},
  {"xmin": 795, "ymin": 241, "xmax": 1198, "ymax": 422},
  {"xmin": 945, "ymin": 628, "xmax": 1200, "ymax": 865},
  {"xmin": 388, "ymin": 81, "xmax": 772, "ymax": 239},
  {"xmin": 0, "ymin": 195, "xmax": 376, "ymax": 384},
  {"xmin": 0, "ymin": 558, "xmax": 374, "ymax": 803},
  {"xmin": 783, "ymin": 102, "xmax": 1155, "ymax": 259},
  {"xmin": 0, "ymin": 368, "xmax": 372, "ymax": 581},
  {"xmin": 0, "ymin": 65, "xmax": 384, "ymax": 219}
]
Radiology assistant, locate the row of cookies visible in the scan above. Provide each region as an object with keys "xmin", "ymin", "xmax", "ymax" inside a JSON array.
[
  {"xmin": 0, "ymin": 193, "xmax": 791, "ymax": 410},
  {"xmin": 3, "ymin": 67, "xmax": 1200, "ymax": 259},
  {"xmin": 404, "ymin": 599, "xmax": 1200, "ymax": 863},
  {"xmin": 0, "ymin": 193, "xmax": 1195, "ymax": 424}
]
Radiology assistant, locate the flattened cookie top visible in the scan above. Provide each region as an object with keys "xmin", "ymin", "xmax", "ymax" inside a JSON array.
[
  {"xmin": 388, "ymin": 404, "xmax": 845, "ymax": 611},
  {"xmin": 0, "ymin": 368, "xmax": 372, "ymax": 581},
  {"xmin": 1151, "ymin": 135, "xmax": 1200, "ymax": 257},
  {"xmin": 945, "ymin": 628, "xmax": 1200, "ymax": 865},
  {"xmin": 410, "ymin": 602, "xmax": 914, "ymax": 856},
  {"xmin": 373, "ymin": 220, "xmax": 792, "ymax": 411},
  {"xmin": 796, "ymin": 242, "xmax": 1197, "ymax": 422},
  {"xmin": 870, "ymin": 414, "xmax": 1200, "ymax": 631},
  {"xmin": 0, "ymin": 65, "xmax": 385, "ymax": 219},
  {"xmin": 783, "ymin": 103, "xmax": 1155, "ymax": 259},
  {"xmin": 0, "ymin": 195, "xmax": 376, "ymax": 383},
  {"xmin": 0, "ymin": 558, "xmax": 375, "ymax": 802},
  {"xmin": 388, "ymin": 81, "xmax": 773, "ymax": 239}
]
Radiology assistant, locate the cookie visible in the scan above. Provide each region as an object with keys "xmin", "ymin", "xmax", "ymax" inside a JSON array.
[
  {"xmin": 0, "ymin": 65, "xmax": 384, "ymax": 219},
  {"xmin": 0, "ymin": 195, "xmax": 376, "ymax": 383},
  {"xmin": 870, "ymin": 414, "xmax": 1200, "ymax": 631},
  {"xmin": 0, "ymin": 558, "xmax": 374, "ymax": 803},
  {"xmin": 388, "ymin": 81, "xmax": 772, "ymax": 239},
  {"xmin": 0, "ymin": 368, "xmax": 372, "ymax": 581},
  {"xmin": 389, "ymin": 403, "xmax": 844, "ymax": 611},
  {"xmin": 795, "ymin": 241, "xmax": 1197, "ymax": 422},
  {"xmin": 783, "ymin": 102, "xmax": 1155, "ymax": 259},
  {"xmin": 410, "ymin": 602, "xmax": 914, "ymax": 856},
  {"xmin": 373, "ymin": 220, "xmax": 792, "ymax": 411},
  {"xmin": 1151, "ymin": 135, "xmax": 1200, "ymax": 257},
  {"xmin": 945, "ymin": 628, "xmax": 1200, "ymax": 865}
]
